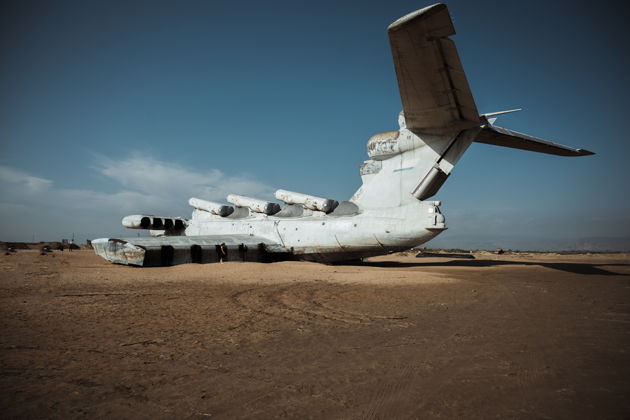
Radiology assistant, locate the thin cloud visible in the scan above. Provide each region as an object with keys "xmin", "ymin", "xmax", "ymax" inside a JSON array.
[
  {"xmin": 0, "ymin": 166, "xmax": 53, "ymax": 195},
  {"xmin": 97, "ymin": 155, "xmax": 273, "ymax": 203},
  {"xmin": 0, "ymin": 156, "xmax": 274, "ymax": 241}
]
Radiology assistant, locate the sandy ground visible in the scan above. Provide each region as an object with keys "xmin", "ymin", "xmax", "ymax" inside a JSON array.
[{"xmin": 1, "ymin": 250, "xmax": 629, "ymax": 419}]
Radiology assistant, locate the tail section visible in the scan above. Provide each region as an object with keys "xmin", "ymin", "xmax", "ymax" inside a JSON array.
[
  {"xmin": 351, "ymin": 3, "xmax": 593, "ymax": 209},
  {"xmin": 351, "ymin": 113, "xmax": 480, "ymax": 208},
  {"xmin": 351, "ymin": 3, "xmax": 481, "ymax": 209}
]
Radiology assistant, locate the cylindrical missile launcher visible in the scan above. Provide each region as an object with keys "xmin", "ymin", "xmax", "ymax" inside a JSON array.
[
  {"xmin": 122, "ymin": 215, "xmax": 187, "ymax": 230},
  {"xmin": 275, "ymin": 189, "xmax": 338, "ymax": 213},
  {"xmin": 226, "ymin": 194, "xmax": 280, "ymax": 215},
  {"xmin": 188, "ymin": 197, "xmax": 234, "ymax": 217}
]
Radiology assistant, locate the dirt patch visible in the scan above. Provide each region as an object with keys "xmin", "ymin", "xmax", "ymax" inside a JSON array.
[{"xmin": 1, "ymin": 250, "xmax": 629, "ymax": 418}]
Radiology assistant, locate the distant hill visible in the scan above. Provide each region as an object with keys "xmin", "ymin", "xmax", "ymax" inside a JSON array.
[
  {"xmin": 426, "ymin": 235, "xmax": 630, "ymax": 252},
  {"xmin": 572, "ymin": 237, "xmax": 630, "ymax": 252}
]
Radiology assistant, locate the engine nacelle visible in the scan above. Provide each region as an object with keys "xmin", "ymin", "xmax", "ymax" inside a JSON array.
[
  {"xmin": 274, "ymin": 189, "xmax": 338, "ymax": 213},
  {"xmin": 188, "ymin": 197, "xmax": 234, "ymax": 217},
  {"xmin": 226, "ymin": 194, "xmax": 280, "ymax": 215},
  {"xmin": 122, "ymin": 215, "xmax": 186, "ymax": 230}
]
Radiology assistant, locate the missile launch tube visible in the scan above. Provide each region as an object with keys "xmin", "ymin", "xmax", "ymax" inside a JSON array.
[
  {"xmin": 122, "ymin": 215, "xmax": 186, "ymax": 230},
  {"xmin": 274, "ymin": 189, "xmax": 338, "ymax": 213},
  {"xmin": 188, "ymin": 197, "xmax": 234, "ymax": 217},
  {"xmin": 226, "ymin": 194, "xmax": 280, "ymax": 215},
  {"xmin": 122, "ymin": 215, "xmax": 151, "ymax": 229}
]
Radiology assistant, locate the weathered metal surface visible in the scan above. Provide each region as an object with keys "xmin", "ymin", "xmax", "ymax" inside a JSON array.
[
  {"xmin": 92, "ymin": 235, "xmax": 284, "ymax": 266},
  {"xmin": 274, "ymin": 204, "xmax": 305, "ymax": 218},
  {"xmin": 366, "ymin": 127, "xmax": 427, "ymax": 161},
  {"xmin": 329, "ymin": 201, "xmax": 360, "ymax": 216},
  {"xmin": 274, "ymin": 189, "xmax": 338, "ymax": 213},
  {"xmin": 92, "ymin": 238, "xmax": 146, "ymax": 266},
  {"xmin": 188, "ymin": 197, "xmax": 234, "ymax": 216},
  {"xmin": 117, "ymin": 235, "xmax": 274, "ymax": 248},
  {"xmin": 366, "ymin": 131, "xmax": 400, "ymax": 159},
  {"xmin": 412, "ymin": 166, "xmax": 449, "ymax": 200},
  {"xmin": 227, "ymin": 194, "xmax": 280, "ymax": 215},
  {"xmin": 388, "ymin": 3, "xmax": 480, "ymax": 135},
  {"xmin": 359, "ymin": 160, "xmax": 382, "ymax": 176}
]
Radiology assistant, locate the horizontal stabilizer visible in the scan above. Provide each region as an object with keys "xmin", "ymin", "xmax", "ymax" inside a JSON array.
[{"xmin": 474, "ymin": 125, "xmax": 594, "ymax": 157}]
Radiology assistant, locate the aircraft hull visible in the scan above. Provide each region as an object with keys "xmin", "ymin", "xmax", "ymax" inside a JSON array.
[{"xmin": 93, "ymin": 202, "xmax": 445, "ymax": 266}]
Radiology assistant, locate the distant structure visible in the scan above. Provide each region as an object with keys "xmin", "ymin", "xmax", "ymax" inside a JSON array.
[{"xmin": 92, "ymin": 3, "xmax": 593, "ymax": 266}]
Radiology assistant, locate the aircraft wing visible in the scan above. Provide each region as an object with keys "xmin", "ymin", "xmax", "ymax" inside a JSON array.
[
  {"xmin": 388, "ymin": 3, "xmax": 480, "ymax": 135},
  {"xmin": 92, "ymin": 235, "xmax": 284, "ymax": 266},
  {"xmin": 474, "ymin": 124, "xmax": 595, "ymax": 156}
]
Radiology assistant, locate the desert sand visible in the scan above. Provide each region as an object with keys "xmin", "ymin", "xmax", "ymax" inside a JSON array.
[{"xmin": 1, "ymin": 250, "xmax": 629, "ymax": 419}]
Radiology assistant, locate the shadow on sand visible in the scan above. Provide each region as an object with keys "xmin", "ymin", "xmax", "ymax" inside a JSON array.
[{"xmin": 350, "ymin": 259, "xmax": 630, "ymax": 276}]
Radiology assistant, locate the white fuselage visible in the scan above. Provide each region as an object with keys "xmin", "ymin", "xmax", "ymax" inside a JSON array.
[{"xmin": 184, "ymin": 200, "xmax": 445, "ymax": 262}]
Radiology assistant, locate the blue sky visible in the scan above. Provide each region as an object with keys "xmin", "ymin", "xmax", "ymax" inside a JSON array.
[{"xmin": 1, "ymin": 0, "xmax": 628, "ymax": 249}]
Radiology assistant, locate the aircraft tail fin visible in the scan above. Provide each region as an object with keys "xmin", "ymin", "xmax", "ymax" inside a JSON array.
[{"xmin": 352, "ymin": 3, "xmax": 594, "ymax": 210}]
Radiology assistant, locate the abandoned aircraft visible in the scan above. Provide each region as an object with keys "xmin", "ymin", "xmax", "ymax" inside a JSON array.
[{"xmin": 93, "ymin": 3, "xmax": 593, "ymax": 266}]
